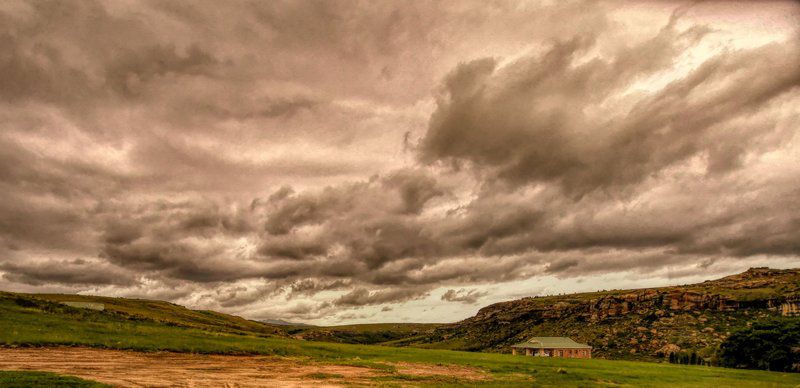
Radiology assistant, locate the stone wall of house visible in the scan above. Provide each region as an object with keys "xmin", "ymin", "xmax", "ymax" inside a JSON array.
[{"xmin": 513, "ymin": 347, "xmax": 591, "ymax": 359}]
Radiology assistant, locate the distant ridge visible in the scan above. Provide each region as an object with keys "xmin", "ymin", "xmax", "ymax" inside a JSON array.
[{"xmin": 259, "ymin": 318, "xmax": 315, "ymax": 327}]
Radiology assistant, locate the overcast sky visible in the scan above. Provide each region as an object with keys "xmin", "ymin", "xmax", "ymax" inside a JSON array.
[{"xmin": 1, "ymin": 0, "xmax": 799, "ymax": 325}]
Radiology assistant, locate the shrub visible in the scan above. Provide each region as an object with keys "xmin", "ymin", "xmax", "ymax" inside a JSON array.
[{"xmin": 13, "ymin": 297, "xmax": 39, "ymax": 308}]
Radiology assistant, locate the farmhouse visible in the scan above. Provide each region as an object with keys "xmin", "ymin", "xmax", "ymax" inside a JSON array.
[{"xmin": 511, "ymin": 337, "xmax": 592, "ymax": 358}]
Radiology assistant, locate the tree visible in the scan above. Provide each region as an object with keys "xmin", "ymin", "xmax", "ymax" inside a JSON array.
[{"xmin": 718, "ymin": 318, "xmax": 800, "ymax": 372}]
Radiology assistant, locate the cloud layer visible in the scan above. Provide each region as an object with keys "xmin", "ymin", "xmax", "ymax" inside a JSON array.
[{"xmin": 1, "ymin": 0, "xmax": 798, "ymax": 324}]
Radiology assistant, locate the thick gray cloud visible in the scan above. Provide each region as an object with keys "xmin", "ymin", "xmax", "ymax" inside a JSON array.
[
  {"xmin": 0, "ymin": 259, "xmax": 137, "ymax": 287},
  {"xmin": 420, "ymin": 15, "xmax": 799, "ymax": 197},
  {"xmin": 334, "ymin": 287, "xmax": 430, "ymax": 307},
  {"xmin": 441, "ymin": 288, "xmax": 489, "ymax": 304},
  {"xmin": 259, "ymin": 169, "xmax": 444, "ymax": 269},
  {"xmin": 0, "ymin": 0, "xmax": 798, "ymax": 323}
]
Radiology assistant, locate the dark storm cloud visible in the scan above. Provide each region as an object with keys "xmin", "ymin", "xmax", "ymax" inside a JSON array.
[
  {"xmin": 0, "ymin": 193, "xmax": 89, "ymax": 252},
  {"xmin": 214, "ymin": 284, "xmax": 285, "ymax": 308},
  {"xmin": 208, "ymin": 96, "xmax": 321, "ymax": 120},
  {"xmin": 0, "ymin": 134, "xmax": 128, "ymax": 200},
  {"xmin": 0, "ymin": 259, "xmax": 136, "ymax": 286},
  {"xmin": 288, "ymin": 279, "xmax": 350, "ymax": 297},
  {"xmin": 90, "ymin": 169, "xmax": 446, "ymax": 286},
  {"xmin": 427, "ymin": 162, "xmax": 800, "ymax": 263},
  {"xmin": 333, "ymin": 287, "xmax": 430, "ymax": 307},
  {"xmin": 260, "ymin": 169, "xmax": 444, "ymax": 269},
  {"xmin": 1, "ymin": 0, "xmax": 799, "ymax": 322},
  {"xmin": 420, "ymin": 13, "xmax": 800, "ymax": 197},
  {"xmin": 540, "ymin": 252, "xmax": 667, "ymax": 277},
  {"xmin": 0, "ymin": 32, "xmax": 92, "ymax": 103},
  {"xmin": 257, "ymin": 234, "xmax": 328, "ymax": 261},
  {"xmin": 95, "ymin": 200, "xmax": 269, "ymax": 283},
  {"xmin": 105, "ymin": 44, "xmax": 217, "ymax": 98},
  {"xmin": 441, "ymin": 288, "xmax": 489, "ymax": 304},
  {"xmin": 384, "ymin": 170, "xmax": 444, "ymax": 214}
]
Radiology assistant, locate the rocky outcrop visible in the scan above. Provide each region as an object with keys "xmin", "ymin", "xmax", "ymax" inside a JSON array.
[
  {"xmin": 587, "ymin": 290, "xmax": 746, "ymax": 321},
  {"xmin": 415, "ymin": 268, "xmax": 800, "ymax": 361},
  {"xmin": 656, "ymin": 344, "xmax": 681, "ymax": 357},
  {"xmin": 782, "ymin": 296, "xmax": 800, "ymax": 317}
]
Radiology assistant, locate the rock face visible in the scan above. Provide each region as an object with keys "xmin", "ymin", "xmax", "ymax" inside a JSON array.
[
  {"xmin": 782, "ymin": 296, "xmax": 800, "ymax": 317},
  {"xmin": 588, "ymin": 290, "xmax": 751, "ymax": 321},
  {"xmin": 414, "ymin": 268, "xmax": 800, "ymax": 361}
]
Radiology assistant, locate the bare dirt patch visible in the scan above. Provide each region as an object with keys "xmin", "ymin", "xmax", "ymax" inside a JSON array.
[
  {"xmin": 394, "ymin": 361, "xmax": 488, "ymax": 380},
  {"xmin": 0, "ymin": 347, "xmax": 373, "ymax": 387},
  {"xmin": 0, "ymin": 347, "xmax": 487, "ymax": 387}
]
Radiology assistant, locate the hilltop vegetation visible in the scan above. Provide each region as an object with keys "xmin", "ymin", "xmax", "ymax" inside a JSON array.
[
  {"xmin": 2, "ymin": 290, "xmax": 799, "ymax": 386},
  {"xmin": 406, "ymin": 268, "xmax": 800, "ymax": 365}
]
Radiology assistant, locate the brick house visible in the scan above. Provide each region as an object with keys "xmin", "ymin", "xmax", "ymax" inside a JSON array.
[{"xmin": 511, "ymin": 337, "xmax": 592, "ymax": 358}]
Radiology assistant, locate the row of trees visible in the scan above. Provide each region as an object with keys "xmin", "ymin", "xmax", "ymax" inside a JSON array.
[
  {"xmin": 668, "ymin": 351, "xmax": 710, "ymax": 366},
  {"xmin": 668, "ymin": 318, "xmax": 799, "ymax": 372}
]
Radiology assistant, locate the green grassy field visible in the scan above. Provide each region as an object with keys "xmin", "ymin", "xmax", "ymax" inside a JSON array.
[
  {"xmin": 0, "ymin": 371, "xmax": 109, "ymax": 387},
  {"xmin": 2, "ymin": 292, "xmax": 799, "ymax": 386}
]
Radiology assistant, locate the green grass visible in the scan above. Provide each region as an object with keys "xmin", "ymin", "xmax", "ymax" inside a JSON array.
[
  {"xmin": 2, "ymin": 292, "xmax": 799, "ymax": 386},
  {"xmin": 319, "ymin": 323, "xmax": 441, "ymax": 332},
  {"xmin": 0, "ymin": 371, "xmax": 109, "ymax": 387},
  {"xmin": 292, "ymin": 322, "xmax": 442, "ymax": 345},
  {"xmin": 304, "ymin": 372, "xmax": 345, "ymax": 379}
]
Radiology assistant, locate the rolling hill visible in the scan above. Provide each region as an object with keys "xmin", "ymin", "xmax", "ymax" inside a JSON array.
[
  {"xmin": 7, "ymin": 291, "xmax": 436, "ymax": 345},
  {"xmin": 12, "ymin": 292, "xmax": 286, "ymax": 337}
]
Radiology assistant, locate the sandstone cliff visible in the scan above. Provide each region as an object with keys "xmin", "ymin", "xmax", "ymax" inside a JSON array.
[{"xmin": 413, "ymin": 268, "xmax": 800, "ymax": 361}]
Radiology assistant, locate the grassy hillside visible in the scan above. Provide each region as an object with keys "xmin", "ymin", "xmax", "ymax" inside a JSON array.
[
  {"xmin": 410, "ymin": 268, "xmax": 800, "ymax": 363},
  {"xmin": 290, "ymin": 322, "xmax": 441, "ymax": 345},
  {"xmin": 19, "ymin": 292, "xmax": 284, "ymax": 337},
  {"xmin": 20, "ymin": 292, "xmax": 437, "ymax": 346},
  {"xmin": 1, "ymin": 291, "xmax": 799, "ymax": 386}
]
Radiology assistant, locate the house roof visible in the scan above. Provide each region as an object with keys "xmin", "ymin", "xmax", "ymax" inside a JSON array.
[{"xmin": 510, "ymin": 337, "xmax": 591, "ymax": 349}]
